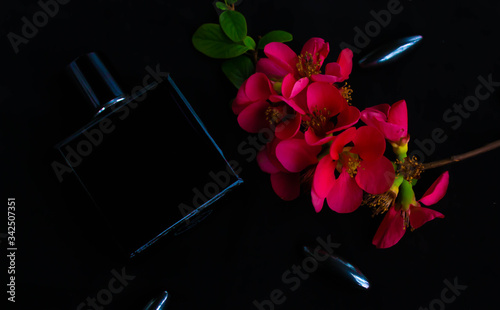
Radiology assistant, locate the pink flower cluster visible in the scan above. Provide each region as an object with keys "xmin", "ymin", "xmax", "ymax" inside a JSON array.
[{"xmin": 232, "ymin": 37, "xmax": 449, "ymax": 248}]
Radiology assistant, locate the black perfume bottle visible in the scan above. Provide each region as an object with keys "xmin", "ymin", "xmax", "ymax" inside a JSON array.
[{"xmin": 55, "ymin": 52, "xmax": 242, "ymax": 258}]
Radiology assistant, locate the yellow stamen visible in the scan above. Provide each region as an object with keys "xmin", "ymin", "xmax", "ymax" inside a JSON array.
[
  {"xmin": 402, "ymin": 210, "xmax": 411, "ymax": 230},
  {"xmin": 340, "ymin": 82, "xmax": 353, "ymax": 105},
  {"xmin": 338, "ymin": 151, "xmax": 361, "ymax": 178},
  {"xmin": 265, "ymin": 106, "xmax": 282, "ymax": 125},
  {"xmin": 395, "ymin": 156, "xmax": 424, "ymax": 183},
  {"xmin": 303, "ymin": 107, "xmax": 334, "ymax": 134},
  {"xmin": 346, "ymin": 156, "xmax": 361, "ymax": 178},
  {"xmin": 363, "ymin": 188, "xmax": 398, "ymax": 217},
  {"xmin": 296, "ymin": 52, "xmax": 321, "ymax": 78}
]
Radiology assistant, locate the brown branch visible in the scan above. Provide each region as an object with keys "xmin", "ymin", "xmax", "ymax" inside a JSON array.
[{"xmin": 422, "ymin": 139, "xmax": 500, "ymax": 170}]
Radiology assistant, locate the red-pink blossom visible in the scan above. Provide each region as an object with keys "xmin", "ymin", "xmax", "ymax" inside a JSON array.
[
  {"xmin": 232, "ymin": 72, "xmax": 301, "ymax": 139},
  {"xmin": 360, "ymin": 100, "xmax": 408, "ymax": 144},
  {"xmin": 312, "ymin": 126, "xmax": 395, "ymax": 213},
  {"xmin": 257, "ymin": 38, "xmax": 353, "ymax": 84},
  {"xmin": 258, "ymin": 134, "xmax": 321, "ymax": 201},
  {"xmin": 372, "ymin": 171, "xmax": 449, "ymax": 249},
  {"xmin": 303, "ymin": 82, "xmax": 360, "ymax": 146}
]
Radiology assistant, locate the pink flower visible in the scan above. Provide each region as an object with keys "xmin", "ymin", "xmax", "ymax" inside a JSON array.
[
  {"xmin": 360, "ymin": 100, "xmax": 408, "ymax": 144},
  {"xmin": 257, "ymin": 37, "xmax": 353, "ymax": 86},
  {"xmin": 258, "ymin": 134, "xmax": 321, "ymax": 201},
  {"xmin": 295, "ymin": 37, "xmax": 330, "ymax": 79},
  {"xmin": 312, "ymin": 126, "xmax": 396, "ymax": 213},
  {"xmin": 303, "ymin": 82, "xmax": 360, "ymax": 146},
  {"xmin": 269, "ymin": 73, "xmax": 309, "ymax": 115},
  {"xmin": 319, "ymin": 48, "xmax": 354, "ymax": 83},
  {"xmin": 232, "ymin": 73, "xmax": 276, "ymax": 114},
  {"xmin": 372, "ymin": 171, "xmax": 449, "ymax": 249},
  {"xmin": 232, "ymin": 72, "xmax": 301, "ymax": 139},
  {"xmin": 240, "ymin": 38, "xmax": 355, "ymax": 142}
]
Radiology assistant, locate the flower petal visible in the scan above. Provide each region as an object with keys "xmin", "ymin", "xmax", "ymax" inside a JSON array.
[
  {"xmin": 372, "ymin": 207, "xmax": 406, "ymax": 249},
  {"xmin": 237, "ymin": 100, "xmax": 270, "ymax": 133},
  {"xmin": 360, "ymin": 104, "xmax": 390, "ymax": 125},
  {"xmin": 351, "ymin": 126, "xmax": 386, "ymax": 162},
  {"xmin": 419, "ymin": 171, "xmax": 450, "ymax": 206},
  {"xmin": 387, "ymin": 100, "xmax": 408, "ymax": 134},
  {"xmin": 291, "ymin": 77, "xmax": 309, "ymax": 98},
  {"xmin": 313, "ymin": 156, "xmax": 337, "ymax": 198},
  {"xmin": 257, "ymin": 147, "xmax": 280, "ymax": 174},
  {"xmin": 287, "ymin": 88, "xmax": 308, "ymax": 115},
  {"xmin": 380, "ymin": 123, "xmax": 408, "ymax": 142},
  {"xmin": 323, "ymin": 49, "xmax": 353, "ymax": 83},
  {"xmin": 356, "ymin": 156, "xmax": 395, "ymax": 194},
  {"xmin": 337, "ymin": 48, "xmax": 353, "ymax": 81},
  {"xmin": 330, "ymin": 127, "xmax": 357, "ymax": 160},
  {"xmin": 264, "ymin": 42, "xmax": 298, "ymax": 74},
  {"xmin": 409, "ymin": 204, "xmax": 444, "ymax": 229},
  {"xmin": 281, "ymin": 74, "xmax": 309, "ymax": 100},
  {"xmin": 271, "ymin": 172, "xmax": 300, "ymax": 201},
  {"xmin": 281, "ymin": 73, "xmax": 296, "ymax": 99},
  {"xmin": 276, "ymin": 138, "xmax": 321, "ymax": 173},
  {"xmin": 324, "ymin": 62, "xmax": 342, "ymax": 81},
  {"xmin": 304, "ymin": 129, "xmax": 335, "ymax": 146},
  {"xmin": 311, "ymin": 188, "xmax": 324, "ymax": 213},
  {"xmin": 307, "ymin": 82, "xmax": 347, "ymax": 116},
  {"xmin": 310, "ymin": 73, "xmax": 340, "ymax": 83},
  {"xmin": 301, "ymin": 37, "xmax": 329, "ymax": 66},
  {"xmin": 330, "ymin": 106, "xmax": 360, "ymax": 133},
  {"xmin": 265, "ymin": 138, "xmax": 286, "ymax": 172},
  {"xmin": 275, "ymin": 114, "xmax": 301, "ymax": 140},
  {"xmin": 256, "ymin": 58, "xmax": 289, "ymax": 79},
  {"xmin": 326, "ymin": 169, "xmax": 363, "ymax": 213},
  {"xmin": 232, "ymin": 79, "xmax": 251, "ymax": 114},
  {"xmin": 245, "ymin": 72, "xmax": 274, "ymax": 102},
  {"xmin": 360, "ymin": 102, "xmax": 407, "ymax": 142}
]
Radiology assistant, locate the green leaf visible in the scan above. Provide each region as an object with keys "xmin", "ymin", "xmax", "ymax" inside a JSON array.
[
  {"xmin": 192, "ymin": 23, "xmax": 249, "ymax": 59},
  {"xmin": 226, "ymin": 0, "xmax": 238, "ymax": 4},
  {"xmin": 219, "ymin": 10, "xmax": 247, "ymax": 42},
  {"xmin": 221, "ymin": 55, "xmax": 255, "ymax": 89},
  {"xmin": 257, "ymin": 30, "xmax": 293, "ymax": 49},
  {"xmin": 243, "ymin": 36, "xmax": 256, "ymax": 50},
  {"xmin": 215, "ymin": 2, "xmax": 228, "ymax": 10}
]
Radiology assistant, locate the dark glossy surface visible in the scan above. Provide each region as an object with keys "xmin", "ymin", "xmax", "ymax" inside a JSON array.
[
  {"xmin": 358, "ymin": 35, "xmax": 423, "ymax": 68},
  {"xmin": 142, "ymin": 291, "xmax": 170, "ymax": 310},
  {"xmin": 55, "ymin": 75, "xmax": 242, "ymax": 258},
  {"xmin": 303, "ymin": 245, "xmax": 370, "ymax": 290},
  {"xmin": 67, "ymin": 52, "xmax": 127, "ymax": 115}
]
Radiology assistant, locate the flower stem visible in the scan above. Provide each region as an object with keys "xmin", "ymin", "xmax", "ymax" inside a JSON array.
[
  {"xmin": 422, "ymin": 139, "xmax": 500, "ymax": 170},
  {"xmin": 252, "ymin": 49, "xmax": 258, "ymax": 65}
]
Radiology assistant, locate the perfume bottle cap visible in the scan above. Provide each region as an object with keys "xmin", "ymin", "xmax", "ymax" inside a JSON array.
[{"xmin": 67, "ymin": 52, "xmax": 126, "ymax": 116}]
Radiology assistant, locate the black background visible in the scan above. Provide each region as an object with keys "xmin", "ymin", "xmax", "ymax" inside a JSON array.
[{"xmin": 1, "ymin": 0, "xmax": 500, "ymax": 309}]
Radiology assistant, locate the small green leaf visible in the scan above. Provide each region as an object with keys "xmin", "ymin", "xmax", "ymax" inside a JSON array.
[
  {"xmin": 215, "ymin": 2, "xmax": 228, "ymax": 10},
  {"xmin": 221, "ymin": 55, "xmax": 255, "ymax": 89},
  {"xmin": 243, "ymin": 36, "xmax": 256, "ymax": 50},
  {"xmin": 257, "ymin": 30, "xmax": 293, "ymax": 49},
  {"xmin": 226, "ymin": 0, "xmax": 238, "ymax": 4},
  {"xmin": 219, "ymin": 10, "xmax": 247, "ymax": 42},
  {"xmin": 192, "ymin": 23, "xmax": 249, "ymax": 59}
]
